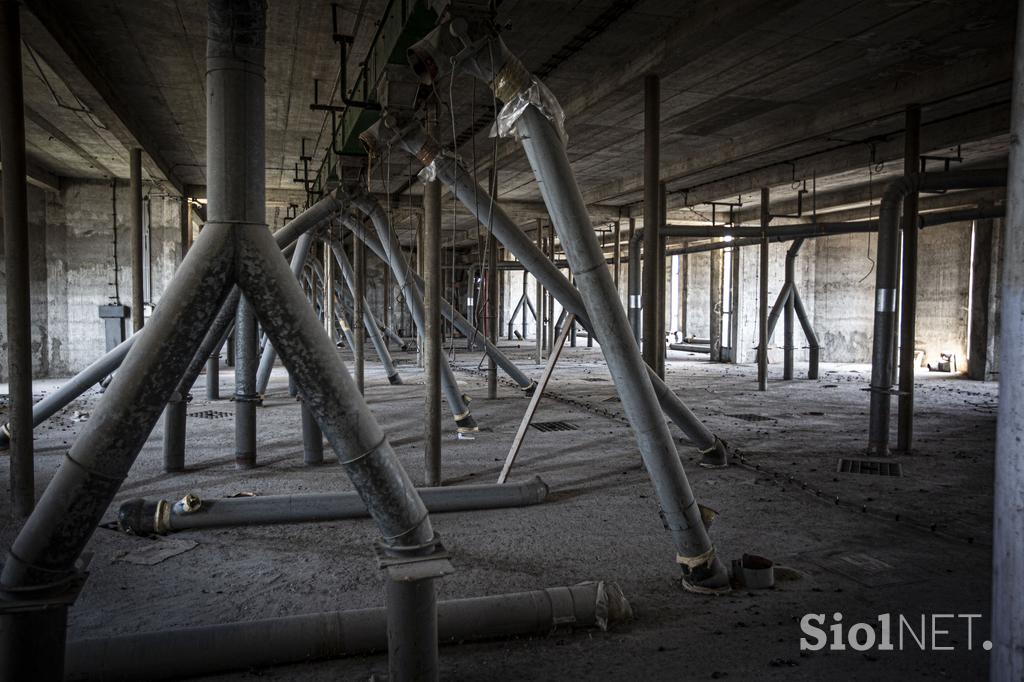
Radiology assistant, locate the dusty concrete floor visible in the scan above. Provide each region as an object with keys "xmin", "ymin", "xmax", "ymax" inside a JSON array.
[{"xmin": 0, "ymin": 340, "xmax": 998, "ymax": 680}]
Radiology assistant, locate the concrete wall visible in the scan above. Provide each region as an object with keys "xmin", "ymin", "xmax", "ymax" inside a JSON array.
[{"xmin": 0, "ymin": 179, "xmax": 183, "ymax": 380}]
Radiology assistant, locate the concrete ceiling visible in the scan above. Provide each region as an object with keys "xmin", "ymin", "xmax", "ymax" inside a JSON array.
[{"xmin": 11, "ymin": 0, "xmax": 1017, "ymax": 243}]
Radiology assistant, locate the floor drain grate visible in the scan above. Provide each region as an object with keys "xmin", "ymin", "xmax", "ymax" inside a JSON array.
[
  {"xmin": 732, "ymin": 413, "xmax": 773, "ymax": 422},
  {"xmin": 189, "ymin": 410, "xmax": 234, "ymax": 420},
  {"xmin": 531, "ymin": 420, "xmax": 579, "ymax": 432},
  {"xmin": 837, "ymin": 458, "xmax": 903, "ymax": 477}
]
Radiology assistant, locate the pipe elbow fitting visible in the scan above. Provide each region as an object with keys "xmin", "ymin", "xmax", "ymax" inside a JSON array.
[
  {"xmin": 521, "ymin": 380, "xmax": 538, "ymax": 397},
  {"xmin": 117, "ymin": 498, "xmax": 170, "ymax": 535},
  {"xmin": 698, "ymin": 437, "xmax": 729, "ymax": 469},
  {"xmin": 455, "ymin": 413, "xmax": 478, "ymax": 433}
]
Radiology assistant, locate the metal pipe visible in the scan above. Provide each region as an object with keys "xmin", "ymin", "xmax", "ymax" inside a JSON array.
[
  {"xmin": 656, "ymin": 182, "xmax": 667, "ymax": 376},
  {"xmin": 205, "ymin": 6, "xmax": 442, "ymax": 676},
  {"xmin": 765, "ymin": 281, "xmax": 794, "ymax": 348},
  {"xmin": 487, "ymin": 173, "xmax": 499, "ymax": 399},
  {"xmin": 521, "ymin": 260, "xmax": 529, "ymax": 340},
  {"xmin": 341, "ymin": 199, "xmax": 533, "ymax": 391},
  {"xmin": 328, "ymin": 242, "xmax": 402, "ymax": 384},
  {"xmin": 130, "ymin": 147, "xmax": 144, "ymax": 333},
  {"xmin": 340, "ymin": 194, "xmax": 477, "ymax": 430},
  {"xmin": 118, "ymin": 477, "xmax": 548, "ymax": 534},
  {"xmin": 613, "ymin": 220, "xmax": 621, "ymax": 301},
  {"xmin": 783, "ymin": 239, "xmax": 802, "ymax": 380},
  {"xmin": 163, "ymin": 289, "xmax": 240, "ymax": 472},
  {"xmin": 628, "ymin": 228, "xmax": 642, "ymax": 342},
  {"xmin": 234, "ymin": 295, "xmax": 258, "ymax": 468},
  {"xmin": 536, "ymin": 219, "xmax": 544, "ymax": 361},
  {"xmin": 323, "ymin": 240, "xmax": 335, "ymax": 346},
  {"xmin": 642, "ymin": 74, "xmax": 659, "ymax": 372},
  {"xmin": 791, "ymin": 286, "xmax": 819, "ymax": 379},
  {"xmin": 758, "ymin": 188, "xmax": 770, "ymax": 391},
  {"xmin": 354, "ymin": 234, "xmax": 366, "ymax": 394},
  {"xmin": 206, "ymin": 351, "xmax": 220, "ymax": 399},
  {"xmin": 380, "ymin": 125, "xmax": 725, "ymax": 463},
  {"xmin": 256, "ymin": 231, "xmax": 316, "ymax": 396},
  {"xmin": 668, "ymin": 344, "xmax": 711, "ymax": 354},
  {"xmin": 868, "ymin": 169, "xmax": 1006, "ymax": 454},
  {"xmin": 424, "ymin": 149, "xmax": 442, "ymax": 486},
  {"xmin": 448, "ymin": 36, "xmax": 728, "ymax": 590},
  {"xmin": 300, "ymin": 398, "xmax": 323, "ymax": 466},
  {"xmin": 896, "ymin": 104, "xmax": 921, "ymax": 453},
  {"xmin": 0, "ymin": 0, "xmax": 33, "ymax": 520},
  {"xmin": 992, "ymin": 3, "xmax": 1024, "ymax": 675},
  {"xmin": 0, "ymin": 332, "xmax": 136, "ymax": 451},
  {"xmin": 64, "ymin": 581, "xmax": 628, "ymax": 682}
]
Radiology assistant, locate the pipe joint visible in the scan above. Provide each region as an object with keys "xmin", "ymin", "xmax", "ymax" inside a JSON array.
[{"xmin": 374, "ymin": 533, "xmax": 455, "ymax": 583}]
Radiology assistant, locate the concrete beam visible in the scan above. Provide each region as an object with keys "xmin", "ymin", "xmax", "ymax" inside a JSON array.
[
  {"xmin": 0, "ymin": 158, "xmax": 60, "ymax": 193},
  {"xmin": 646, "ymin": 105, "xmax": 1010, "ymax": 220},
  {"xmin": 21, "ymin": 1, "xmax": 186, "ymax": 195},
  {"xmin": 587, "ymin": 45, "xmax": 1012, "ymax": 208}
]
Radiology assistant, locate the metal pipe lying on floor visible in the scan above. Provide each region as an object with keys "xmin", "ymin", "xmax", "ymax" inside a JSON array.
[
  {"xmin": 668, "ymin": 343, "xmax": 711, "ymax": 354},
  {"xmin": 116, "ymin": 476, "xmax": 549, "ymax": 534},
  {"xmin": 64, "ymin": 580, "xmax": 630, "ymax": 682},
  {"xmin": 0, "ymin": 332, "xmax": 136, "ymax": 450}
]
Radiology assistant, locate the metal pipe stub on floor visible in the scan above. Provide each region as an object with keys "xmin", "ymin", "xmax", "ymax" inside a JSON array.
[
  {"xmin": 116, "ymin": 477, "xmax": 550, "ymax": 534},
  {"xmin": 64, "ymin": 581, "xmax": 632, "ymax": 681}
]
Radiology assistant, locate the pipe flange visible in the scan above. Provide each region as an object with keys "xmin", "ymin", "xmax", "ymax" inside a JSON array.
[
  {"xmin": 374, "ymin": 534, "xmax": 456, "ymax": 583},
  {"xmin": 388, "ymin": 373, "xmax": 404, "ymax": 386}
]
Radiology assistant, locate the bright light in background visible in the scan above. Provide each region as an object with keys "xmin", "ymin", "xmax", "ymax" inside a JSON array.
[{"xmin": 723, "ymin": 235, "xmax": 734, "ymax": 242}]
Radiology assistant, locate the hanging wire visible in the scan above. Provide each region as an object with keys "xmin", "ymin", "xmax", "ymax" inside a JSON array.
[{"xmin": 857, "ymin": 151, "xmax": 878, "ymax": 284}]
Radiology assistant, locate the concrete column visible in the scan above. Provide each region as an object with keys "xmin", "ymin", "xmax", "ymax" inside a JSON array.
[
  {"xmin": 1, "ymin": 0, "xmax": 34, "ymax": 518},
  {"xmin": 968, "ymin": 218, "xmax": 994, "ymax": 380},
  {"xmin": 642, "ymin": 73, "xmax": 660, "ymax": 371},
  {"xmin": 991, "ymin": 4, "xmax": 1024, "ymax": 676},
  {"xmin": 130, "ymin": 147, "xmax": 144, "ymax": 332},
  {"xmin": 424, "ymin": 157, "xmax": 442, "ymax": 486},
  {"xmin": 354, "ymin": 234, "xmax": 366, "ymax": 394},
  {"xmin": 709, "ymin": 243, "xmax": 723, "ymax": 362},
  {"xmin": 758, "ymin": 188, "xmax": 770, "ymax": 391},
  {"xmin": 896, "ymin": 104, "xmax": 921, "ymax": 453}
]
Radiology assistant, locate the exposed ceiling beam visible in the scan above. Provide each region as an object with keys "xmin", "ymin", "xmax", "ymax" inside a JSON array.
[
  {"xmin": 586, "ymin": 44, "xmax": 1012, "ymax": 208},
  {"xmin": 644, "ymin": 104, "xmax": 1010, "ymax": 221},
  {"xmin": 0, "ymin": 160, "xmax": 60, "ymax": 193},
  {"xmin": 21, "ymin": 1, "xmax": 186, "ymax": 194}
]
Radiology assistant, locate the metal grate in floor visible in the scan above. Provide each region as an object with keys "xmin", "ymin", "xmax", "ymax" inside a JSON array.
[
  {"xmin": 837, "ymin": 458, "xmax": 903, "ymax": 477},
  {"xmin": 732, "ymin": 413, "xmax": 774, "ymax": 422},
  {"xmin": 530, "ymin": 420, "xmax": 579, "ymax": 433},
  {"xmin": 189, "ymin": 410, "xmax": 234, "ymax": 420}
]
